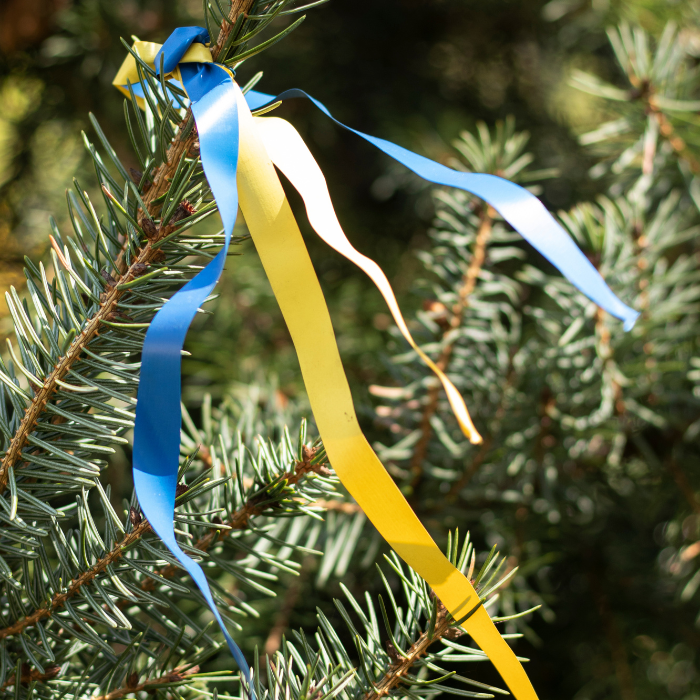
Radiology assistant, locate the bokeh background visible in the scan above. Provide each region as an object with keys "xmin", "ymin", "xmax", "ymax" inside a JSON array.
[{"xmin": 1, "ymin": 1, "xmax": 699, "ymax": 699}]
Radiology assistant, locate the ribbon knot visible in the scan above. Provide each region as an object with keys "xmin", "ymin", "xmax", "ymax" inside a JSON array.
[
  {"xmin": 114, "ymin": 26, "xmax": 640, "ymax": 700},
  {"xmin": 154, "ymin": 26, "xmax": 212, "ymax": 75}
]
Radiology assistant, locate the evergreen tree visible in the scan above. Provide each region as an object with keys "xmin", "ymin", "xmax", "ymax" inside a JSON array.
[
  {"xmin": 1, "ymin": 4, "xmax": 699, "ymax": 700},
  {"xmin": 372, "ymin": 20, "xmax": 700, "ymax": 700}
]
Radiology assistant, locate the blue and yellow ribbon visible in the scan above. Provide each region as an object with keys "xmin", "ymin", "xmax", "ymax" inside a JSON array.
[{"xmin": 115, "ymin": 26, "xmax": 639, "ymax": 700}]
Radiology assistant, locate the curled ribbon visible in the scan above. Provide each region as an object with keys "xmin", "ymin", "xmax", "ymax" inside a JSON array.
[{"xmin": 114, "ymin": 26, "xmax": 639, "ymax": 700}]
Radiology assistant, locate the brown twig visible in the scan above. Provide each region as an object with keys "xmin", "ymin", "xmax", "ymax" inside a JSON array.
[
  {"xmin": 408, "ymin": 210, "xmax": 493, "ymax": 492},
  {"xmin": 596, "ymin": 306, "xmax": 626, "ymax": 417},
  {"xmin": 0, "ymin": 520, "xmax": 151, "ymax": 639},
  {"xmin": 148, "ymin": 446, "xmax": 330, "ymax": 585},
  {"xmin": 92, "ymin": 665, "xmax": 200, "ymax": 700},
  {"xmin": 0, "ymin": 446, "xmax": 329, "ymax": 638},
  {"xmin": 629, "ymin": 78, "xmax": 700, "ymax": 175},
  {"xmin": 0, "ymin": 0, "xmax": 256, "ymax": 498},
  {"xmin": 363, "ymin": 594, "xmax": 467, "ymax": 700},
  {"xmin": 0, "ymin": 664, "xmax": 61, "ymax": 691}
]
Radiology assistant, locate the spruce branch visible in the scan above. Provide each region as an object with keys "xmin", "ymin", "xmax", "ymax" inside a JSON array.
[
  {"xmin": 362, "ymin": 595, "xmax": 467, "ymax": 700},
  {"xmin": 631, "ymin": 79, "xmax": 700, "ymax": 175},
  {"xmin": 409, "ymin": 209, "xmax": 493, "ymax": 491},
  {"xmin": 264, "ymin": 566, "xmax": 306, "ymax": 656},
  {"xmin": 91, "ymin": 665, "xmax": 201, "ymax": 700},
  {"xmin": 147, "ymin": 446, "xmax": 331, "ymax": 585},
  {"xmin": 0, "ymin": 445, "xmax": 331, "ymax": 639},
  {"xmin": 0, "ymin": 664, "xmax": 62, "ymax": 692},
  {"xmin": 0, "ymin": 519, "xmax": 151, "ymax": 640},
  {"xmin": 0, "ymin": 0, "xmax": 257, "ymax": 498}
]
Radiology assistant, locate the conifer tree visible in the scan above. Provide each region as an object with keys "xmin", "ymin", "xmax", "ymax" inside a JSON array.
[
  {"xmin": 372, "ymin": 20, "xmax": 700, "ymax": 700},
  {"xmin": 1, "ymin": 4, "xmax": 699, "ymax": 700}
]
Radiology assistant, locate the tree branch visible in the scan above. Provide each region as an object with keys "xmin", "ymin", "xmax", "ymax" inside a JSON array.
[
  {"xmin": 0, "ymin": 447, "xmax": 330, "ymax": 638},
  {"xmin": 147, "ymin": 446, "xmax": 330, "ymax": 585},
  {"xmin": 363, "ymin": 595, "xmax": 468, "ymax": 700},
  {"xmin": 0, "ymin": 520, "xmax": 151, "ymax": 639},
  {"xmin": 408, "ymin": 210, "xmax": 493, "ymax": 492},
  {"xmin": 0, "ymin": 0, "xmax": 256, "ymax": 497},
  {"xmin": 92, "ymin": 665, "xmax": 200, "ymax": 700}
]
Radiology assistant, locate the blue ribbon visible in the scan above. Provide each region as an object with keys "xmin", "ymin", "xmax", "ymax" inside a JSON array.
[
  {"xmin": 244, "ymin": 88, "xmax": 639, "ymax": 331},
  {"xmin": 129, "ymin": 26, "xmax": 638, "ymax": 682},
  {"xmin": 133, "ymin": 27, "xmax": 252, "ymax": 683}
]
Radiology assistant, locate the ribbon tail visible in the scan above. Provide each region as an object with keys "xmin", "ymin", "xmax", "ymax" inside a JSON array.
[
  {"xmin": 236, "ymin": 95, "xmax": 538, "ymax": 700},
  {"xmin": 246, "ymin": 89, "xmax": 639, "ymax": 331},
  {"xmin": 254, "ymin": 116, "xmax": 482, "ymax": 445}
]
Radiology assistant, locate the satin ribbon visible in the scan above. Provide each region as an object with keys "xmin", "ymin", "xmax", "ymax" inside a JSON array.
[
  {"xmin": 125, "ymin": 27, "xmax": 252, "ymax": 684},
  {"xmin": 243, "ymin": 89, "xmax": 639, "ymax": 333},
  {"xmin": 237, "ymin": 108, "xmax": 539, "ymax": 699},
  {"xmin": 115, "ymin": 26, "xmax": 639, "ymax": 700}
]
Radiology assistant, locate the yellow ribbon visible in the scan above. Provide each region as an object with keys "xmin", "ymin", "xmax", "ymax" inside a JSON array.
[
  {"xmin": 254, "ymin": 116, "xmax": 481, "ymax": 444},
  {"xmin": 235, "ymin": 94, "xmax": 537, "ymax": 700},
  {"xmin": 115, "ymin": 40, "xmax": 481, "ymax": 444},
  {"xmin": 113, "ymin": 40, "xmax": 213, "ymax": 109}
]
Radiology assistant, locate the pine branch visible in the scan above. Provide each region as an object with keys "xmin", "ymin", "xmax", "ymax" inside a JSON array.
[
  {"xmin": 0, "ymin": 519, "xmax": 151, "ymax": 639},
  {"xmin": 409, "ymin": 209, "xmax": 493, "ymax": 491},
  {"xmin": 0, "ymin": 664, "xmax": 62, "ymax": 692},
  {"xmin": 147, "ymin": 446, "xmax": 331, "ymax": 584},
  {"xmin": 0, "ymin": 0, "xmax": 256, "ymax": 498},
  {"xmin": 91, "ymin": 665, "xmax": 200, "ymax": 700},
  {"xmin": 633, "ymin": 82, "xmax": 700, "ymax": 174},
  {"xmin": 0, "ymin": 446, "xmax": 330, "ymax": 638},
  {"xmin": 363, "ymin": 595, "xmax": 467, "ymax": 700}
]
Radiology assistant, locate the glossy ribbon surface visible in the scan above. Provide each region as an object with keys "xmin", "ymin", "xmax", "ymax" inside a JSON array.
[
  {"xmin": 238, "ymin": 109, "xmax": 538, "ymax": 699},
  {"xmin": 128, "ymin": 27, "xmax": 252, "ymax": 683},
  {"xmin": 245, "ymin": 88, "xmax": 639, "ymax": 331},
  {"xmin": 115, "ymin": 26, "xmax": 639, "ymax": 700}
]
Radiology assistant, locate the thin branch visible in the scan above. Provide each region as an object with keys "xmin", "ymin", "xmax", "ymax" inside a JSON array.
[
  {"xmin": 630, "ymin": 78, "xmax": 700, "ymax": 174},
  {"xmin": 0, "ymin": 664, "xmax": 61, "ymax": 691},
  {"xmin": 147, "ymin": 446, "xmax": 331, "ymax": 585},
  {"xmin": 409, "ymin": 210, "xmax": 493, "ymax": 491},
  {"xmin": 0, "ymin": 448, "xmax": 330, "ymax": 638},
  {"xmin": 0, "ymin": 520, "xmax": 151, "ymax": 639},
  {"xmin": 0, "ymin": 0, "xmax": 256, "ymax": 498},
  {"xmin": 92, "ymin": 665, "xmax": 200, "ymax": 700},
  {"xmin": 363, "ymin": 595, "xmax": 467, "ymax": 700}
]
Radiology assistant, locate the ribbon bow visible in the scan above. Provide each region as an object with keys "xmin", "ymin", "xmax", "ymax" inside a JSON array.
[{"xmin": 114, "ymin": 26, "xmax": 638, "ymax": 700}]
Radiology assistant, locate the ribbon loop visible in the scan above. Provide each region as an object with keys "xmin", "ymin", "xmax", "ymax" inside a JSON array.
[{"xmin": 154, "ymin": 26, "xmax": 211, "ymax": 75}]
